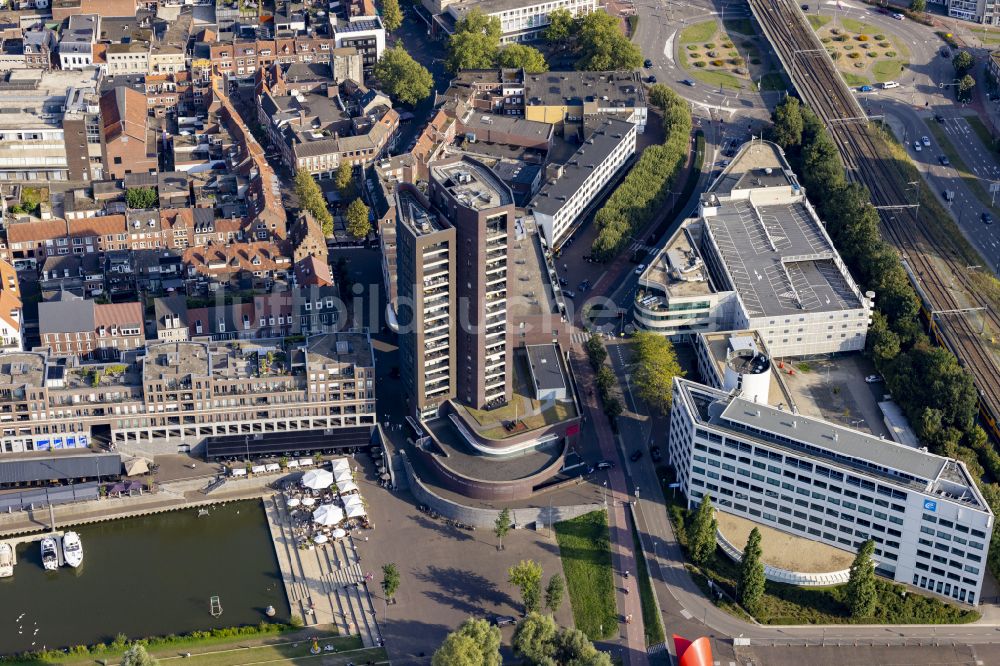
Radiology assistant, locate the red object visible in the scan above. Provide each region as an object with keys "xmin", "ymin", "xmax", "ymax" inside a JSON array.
[
  {"xmin": 566, "ymin": 423, "xmax": 581, "ymax": 437},
  {"xmin": 673, "ymin": 634, "xmax": 713, "ymax": 666}
]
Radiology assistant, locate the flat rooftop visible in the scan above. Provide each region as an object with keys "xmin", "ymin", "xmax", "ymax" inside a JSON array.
[
  {"xmin": 306, "ymin": 332, "xmax": 373, "ymax": 370},
  {"xmin": 716, "ymin": 510, "xmax": 855, "ymax": 574},
  {"xmin": 0, "ymin": 353, "xmax": 45, "ymax": 388},
  {"xmin": 639, "ymin": 223, "xmax": 716, "ymax": 300},
  {"xmin": 681, "ymin": 379, "xmax": 986, "ymax": 509},
  {"xmin": 700, "ymin": 330, "xmax": 794, "ymax": 410},
  {"xmin": 526, "ymin": 344, "xmax": 565, "ymax": 391},
  {"xmin": 396, "ymin": 188, "xmax": 447, "ymax": 237},
  {"xmin": 530, "ymin": 117, "xmax": 634, "ymax": 217},
  {"xmin": 422, "ymin": 416, "xmax": 562, "ymax": 481},
  {"xmin": 507, "ymin": 227, "xmax": 560, "ymax": 318},
  {"xmin": 144, "ymin": 341, "xmax": 211, "ymax": 382},
  {"xmin": 431, "ymin": 158, "xmax": 513, "ymax": 210},
  {"xmin": 710, "ymin": 140, "xmax": 796, "ymax": 196},
  {"xmin": 704, "ymin": 199, "xmax": 861, "ymax": 317},
  {"xmin": 523, "ymin": 70, "xmax": 644, "ymax": 109}
]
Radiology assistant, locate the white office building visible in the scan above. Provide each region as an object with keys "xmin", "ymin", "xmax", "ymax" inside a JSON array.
[
  {"xmin": 438, "ymin": 0, "xmax": 597, "ymax": 43},
  {"xmin": 669, "ymin": 376, "xmax": 994, "ymax": 605},
  {"xmin": 634, "ymin": 140, "xmax": 873, "ymax": 357},
  {"xmin": 529, "ymin": 117, "xmax": 636, "ymax": 249}
]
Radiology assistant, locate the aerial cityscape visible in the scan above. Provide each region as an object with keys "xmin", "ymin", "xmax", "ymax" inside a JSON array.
[{"xmin": 1, "ymin": 0, "xmax": 1000, "ymax": 664}]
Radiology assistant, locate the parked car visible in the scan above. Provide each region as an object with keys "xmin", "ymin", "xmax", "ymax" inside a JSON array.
[
  {"xmin": 801, "ymin": 3, "xmax": 809, "ymax": 9},
  {"xmin": 865, "ymin": 374, "xmax": 883, "ymax": 384},
  {"xmin": 892, "ymin": 12, "xmax": 904, "ymax": 19},
  {"xmin": 682, "ymin": 79, "xmax": 696, "ymax": 87},
  {"xmin": 882, "ymin": 80, "xmax": 900, "ymax": 89},
  {"xmin": 921, "ymin": 136, "xmax": 931, "ymax": 146},
  {"xmin": 490, "ymin": 615, "xmax": 517, "ymax": 627},
  {"xmin": 634, "ymin": 264, "xmax": 647, "ymax": 275},
  {"xmin": 858, "ymin": 85, "xmax": 873, "ymax": 92},
  {"xmin": 934, "ymin": 114, "xmax": 945, "ymax": 123},
  {"xmin": 630, "ymin": 450, "xmax": 644, "ymax": 462},
  {"xmin": 939, "ymin": 155, "xmax": 950, "ymax": 166},
  {"xmin": 650, "ymin": 446, "xmax": 663, "ymax": 462},
  {"xmin": 596, "ymin": 460, "xmax": 615, "ymax": 470},
  {"xmin": 644, "ymin": 58, "xmax": 653, "ymax": 68},
  {"xmin": 647, "ymin": 75, "xmax": 657, "ymax": 83},
  {"xmin": 983, "ymin": 212, "xmax": 994, "ymax": 225},
  {"xmin": 913, "ymin": 141, "xmax": 922, "ymax": 152}
]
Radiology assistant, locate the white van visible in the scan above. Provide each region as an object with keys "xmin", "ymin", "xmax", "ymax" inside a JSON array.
[{"xmin": 882, "ymin": 81, "xmax": 900, "ymax": 89}]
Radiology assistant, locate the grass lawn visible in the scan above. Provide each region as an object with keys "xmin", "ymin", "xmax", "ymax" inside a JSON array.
[
  {"xmin": 555, "ymin": 511, "xmax": 617, "ymax": 640},
  {"xmin": 872, "ymin": 59, "xmax": 905, "ymax": 83},
  {"xmin": 679, "ymin": 19, "xmax": 717, "ymax": 44},
  {"xmin": 689, "ymin": 68, "xmax": 745, "ymax": 90},
  {"xmin": 182, "ymin": 644, "xmax": 385, "ymax": 665},
  {"xmin": 723, "ymin": 18, "xmax": 755, "ymax": 35},
  {"xmin": 807, "ymin": 14, "xmax": 831, "ymax": 30},
  {"xmin": 839, "ymin": 17, "xmax": 880, "ymax": 34},
  {"xmin": 964, "ymin": 114, "xmax": 1000, "ymax": 152},
  {"xmin": 658, "ymin": 469, "xmax": 978, "ymax": 625},
  {"xmin": 630, "ymin": 523, "xmax": 666, "ymax": 646},
  {"xmin": 840, "ymin": 71, "xmax": 870, "ymax": 87},
  {"xmin": 758, "ymin": 72, "xmax": 787, "ymax": 91}
]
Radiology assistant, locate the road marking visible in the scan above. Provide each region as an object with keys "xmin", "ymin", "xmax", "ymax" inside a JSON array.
[{"xmin": 680, "ymin": 609, "xmax": 693, "ymax": 619}]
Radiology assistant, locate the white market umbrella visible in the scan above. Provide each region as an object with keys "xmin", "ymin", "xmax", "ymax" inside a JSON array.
[
  {"xmin": 346, "ymin": 504, "xmax": 367, "ymax": 519},
  {"xmin": 331, "ymin": 458, "xmax": 351, "ymax": 474},
  {"xmin": 334, "ymin": 467, "xmax": 353, "ymax": 483},
  {"xmin": 332, "ymin": 528, "xmax": 347, "ymax": 539},
  {"xmin": 338, "ymin": 479, "xmax": 359, "ymax": 493},
  {"xmin": 343, "ymin": 494, "xmax": 364, "ymax": 511},
  {"xmin": 313, "ymin": 503, "xmax": 345, "ymax": 526},
  {"xmin": 302, "ymin": 497, "xmax": 316, "ymax": 507},
  {"xmin": 301, "ymin": 468, "xmax": 334, "ymax": 490},
  {"xmin": 313, "ymin": 533, "xmax": 329, "ymax": 544},
  {"xmin": 286, "ymin": 497, "xmax": 301, "ymax": 508}
]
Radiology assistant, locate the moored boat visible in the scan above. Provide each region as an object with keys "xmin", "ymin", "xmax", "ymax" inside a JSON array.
[
  {"xmin": 0, "ymin": 542, "xmax": 12, "ymax": 577},
  {"xmin": 62, "ymin": 531, "xmax": 83, "ymax": 568},
  {"xmin": 40, "ymin": 537, "xmax": 58, "ymax": 571}
]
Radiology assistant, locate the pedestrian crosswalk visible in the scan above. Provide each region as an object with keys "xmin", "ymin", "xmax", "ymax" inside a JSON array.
[
  {"xmin": 628, "ymin": 241, "xmax": 655, "ymax": 254},
  {"xmin": 571, "ymin": 331, "xmax": 592, "ymax": 344}
]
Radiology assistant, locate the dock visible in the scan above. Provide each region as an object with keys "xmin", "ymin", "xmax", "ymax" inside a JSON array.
[
  {"xmin": 263, "ymin": 495, "xmax": 380, "ymax": 648},
  {"xmin": 2, "ymin": 531, "xmax": 66, "ymax": 570}
]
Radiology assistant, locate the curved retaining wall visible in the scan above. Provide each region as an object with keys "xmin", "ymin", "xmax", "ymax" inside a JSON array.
[
  {"xmin": 717, "ymin": 528, "xmax": 851, "ymax": 587},
  {"xmin": 401, "ymin": 451, "xmax": 602, "ymax": 529}
]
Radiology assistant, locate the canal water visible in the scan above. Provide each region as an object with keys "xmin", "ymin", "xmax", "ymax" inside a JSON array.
[{"xmin": 0, "ymin": 500, "xmax": 290, "ymax": 655}]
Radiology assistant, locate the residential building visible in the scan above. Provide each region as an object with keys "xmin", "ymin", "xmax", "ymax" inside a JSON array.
[
  {"xmin": 148, "ymin": 8, "xmax": 192, "ymax": 75},
  {"xmin": 330, "ymin": 15, "xmax": 384, "ymax": 75},
  {"xmin": 428, "ymin": 156, "xmax": 513, "ymax": 408},
  {"xmin": 38, "ymin": 296, "xmax": 144, "ymax": 359},
  {"xmin": 0, "ymin": 69, "xmax": 103, "ymax": 182},
  {"xmin": 100, "ymin": 86, "xmax": 157, "ymax": 179},
  {"xmin": 434, "ymin": 0, "xmax": 596, "ymax": 43},
  {"xmin": 153, "ymin": 294, "xmax": 189, "ymax": 342},
  {"xmin": 0, "ymin": 331, "xmax": 376, "ymax": 457},
  {"xmin": 396, "ymin": 183, "xmax": 456, "ymax": 419},
  {"xmin": 206, "ymin": 36, "xmax": 363, "ymax": 81},
  {"xmin": 23, "ymin": 27, "xmax": 57, "ymax": 70},
  {"xmin": 634, "ymin": 140, "xmax": 873, "ymax": 357},
  {"xmin": 0, "ymin": 258, "xmax": 21, "ymax": 350},
  {"xmin": 0, "ymin": 37, "xmax": 25, "ymax": 70},
  {"xmin": 59, "ymin": 14, "xmax": 99, "ymax": 70},
  {"xmin": 529, "ymin": 116, "xmax": 636, "ymax": 249},
  {"xmin": 105, "ymin": 39, "xmax": 151, "ymax": 75},
  {"xmin": 944, "ymin": 0, "xmax": 999, "ymax": 25},
  {"xmin": 668, "ymin": 376, "xmax": 993, "ymax": 605}
]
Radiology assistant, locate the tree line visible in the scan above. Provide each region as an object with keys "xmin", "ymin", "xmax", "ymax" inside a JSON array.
[
  {"xmin": 769, "ymin": 97, "xmax": 1000, "ymax": 580},
  {"xmin": 591, "ymin": 84, "xmax": 692, "ymax": 261}
]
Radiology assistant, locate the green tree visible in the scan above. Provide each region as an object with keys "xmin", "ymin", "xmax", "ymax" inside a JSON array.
[
  {"xmin": 334, "ymin": 161, "xmax": 354, "ymax": 198},
  {"xmin": 686, "ymin": 493, "xmax": 717, "ymax": 565},
  {"xmin": 846, "ymin": 540, "xmax": 878, "ymax": 619},
  {"xmin": 575, "ymin": 11, "xmax": 642, "ymax": 71},
  {"xmin": 630, "ymin": 331, "xmax": 685, "ymax": 415},
  {"xmin": 738, "ymin": 527, "xmax": 765, "ymax": 614},
  {"xmin": 585, "ymin": 333, "xmax": 607, "ymax": 370},
  {"xmin": 374, "ymin": 46, "xmax": 434, "ymax": 105},
  {"xmin": 380, "ymin": 0, "xmax": 403, "ymax": 32},
  {"xmin": 294, "ymin": 169, "xmax": 333, "ymax": 235},
  {"xmin": 121, "ymin": 644, "xmax": 158, "ymax": 666},
  {"xmin": 543, "ymin": 8, "xmax": 575, "ymax": 45},
  {"xmin": 553, "ymin": 627, "xmax": 612, "ymax": 665},
  {"xmin": 957, "ymin": 73, "xmax": 976, "ymax": 102},
  {"xmin": 508, "ymin": 559, "xmax": 544, "ymax": 614},
  {"xmin": 433, "ymin": 617, "xmax": 502, "ymax": 666},
  {"xmin": 126, "ymin": 187, "xmax": 158, "ymax": 210},
  {"xmin": 494, "ymin": 507, "xmax": 511, "ymax": 551},
  {"xmin": 544, "ymin": 573, "xmax": 565, "ymax": 614},
  {"xmin": 770, "ymin": 96, "xmax": 804, "ymax": 149},
  {"xmin": 447, "ymin": 9, "xmax": 501, "ymax": 72},
  {"xmin": 382, "ymin": 562, "xmax": 400, "ymax": 603},
  {"xmin": 346, "ymin": 198, "xmax": 371, "ymax": 239},
  {"xmin": 647, "ymin": 83, "xmax": 678, "ymax": 112},
  {"xmin": 910, "ymin": 0, "xmax": 926, "ymax": 11},
  {"xmin": 512, "ymin": 612, "xmax": 558, "ymax": 664},
  {"xmin": 953, "ymin": 50, "xmax": 974, "ymax": 76},
  {"xmin": 498, "ymin": 44, "xmax": 549, "ymax": 73}
]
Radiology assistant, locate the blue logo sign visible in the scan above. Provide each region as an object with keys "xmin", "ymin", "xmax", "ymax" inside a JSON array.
[{"xmin": 924, "ymin": 499, "xmax": 938, "ymax": 512}]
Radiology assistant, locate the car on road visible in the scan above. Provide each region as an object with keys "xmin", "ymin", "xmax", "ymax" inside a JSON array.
[
  {"xmin": 892, "ymin": 12, "xmax": 904, "ymax": 19},
  {"xmin": 681, "ymin": 79, "xmax": 696, "ymax": 87},
  {"xmin": 490, "ymin": 615, "xmax": 517, "ymax": 627},
  {"xmin": 644, "ymin": 59, "xmax": 653, "ymax": 68},
  {"xmin": 558, "ymin": 277, "xmax": 568, "ymax": 286},
  {"xmin": 913, "ymin": 141, "xmax": 922, "ymax": 152},
  {"xmin": 647, "ymin": 75, "xmax": 657, "ymax": 84},
  {"xmin": 858, "ymin": 85, "xmax": 873, "ymax": 92},
  {"xmin": 801, "ymin": 3, "xmax": 809, "ymax": 9},
  {"xmin": 563, "ymin": 290, "xmax": 576, "ymax": 299},
  {"xmin": 596, "ymin": 460, "xmax": 616, "ymax": 470},
  {"xmin": 944, "ymin": 189, "xmax": 955, "ymax": 202},
  {"xmin": 650, "ymin": 446, "xmax": 663, "ymax": 462},
  {"xmin": 865, "ymin": 374, "xmax": 883, "ymax": 384},
  {"xmin": 882, "ymin": 80, "xmax": 900, "ymax": 89},
  {"xmin": 630, "ymin": 450, "xmax": 644, "ymax": 462},
  {"xmin": 935, "ymin": 114, "xmax": 946, "ymax": 123},
  {"xmin": 938, "ymin": 155, "xmax": 950, "ymax": 166},
  {"xmin": 983, "ymin": 212, "xmax": 994, "ymax": 225},
  {"xmin": 921, "ymin": 136, "xmax": 931, "ymax": 146},
  {"xmin": 634, "ymin": 264, "xmax": 646, "ymax": 275}
]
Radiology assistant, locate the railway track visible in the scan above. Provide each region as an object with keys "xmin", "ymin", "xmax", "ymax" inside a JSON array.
[{"xmin": 749, "ymin": 0, "xmax": 1000, "ymax": 437}]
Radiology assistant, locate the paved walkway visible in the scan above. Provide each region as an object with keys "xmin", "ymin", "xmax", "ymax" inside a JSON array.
[
  {"xmin": 264, "ymin": 494, "xmax": 381, "ymax": 648},
  {"xmin": 569, "ymin": 344, "xmax": 648, "ymax": 666}
]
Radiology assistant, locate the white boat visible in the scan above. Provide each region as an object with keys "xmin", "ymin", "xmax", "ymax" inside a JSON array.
[
  {"xmin": 40, "ymin": 537, "xmax": 58, "ymax": 571},
  {"xmin": 0, "ymin": 543, "xmax": 12, "ymax": 577},
  {"xmin": 62, "ymin": 531, "xmax": 83, "ymax": 568}
]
